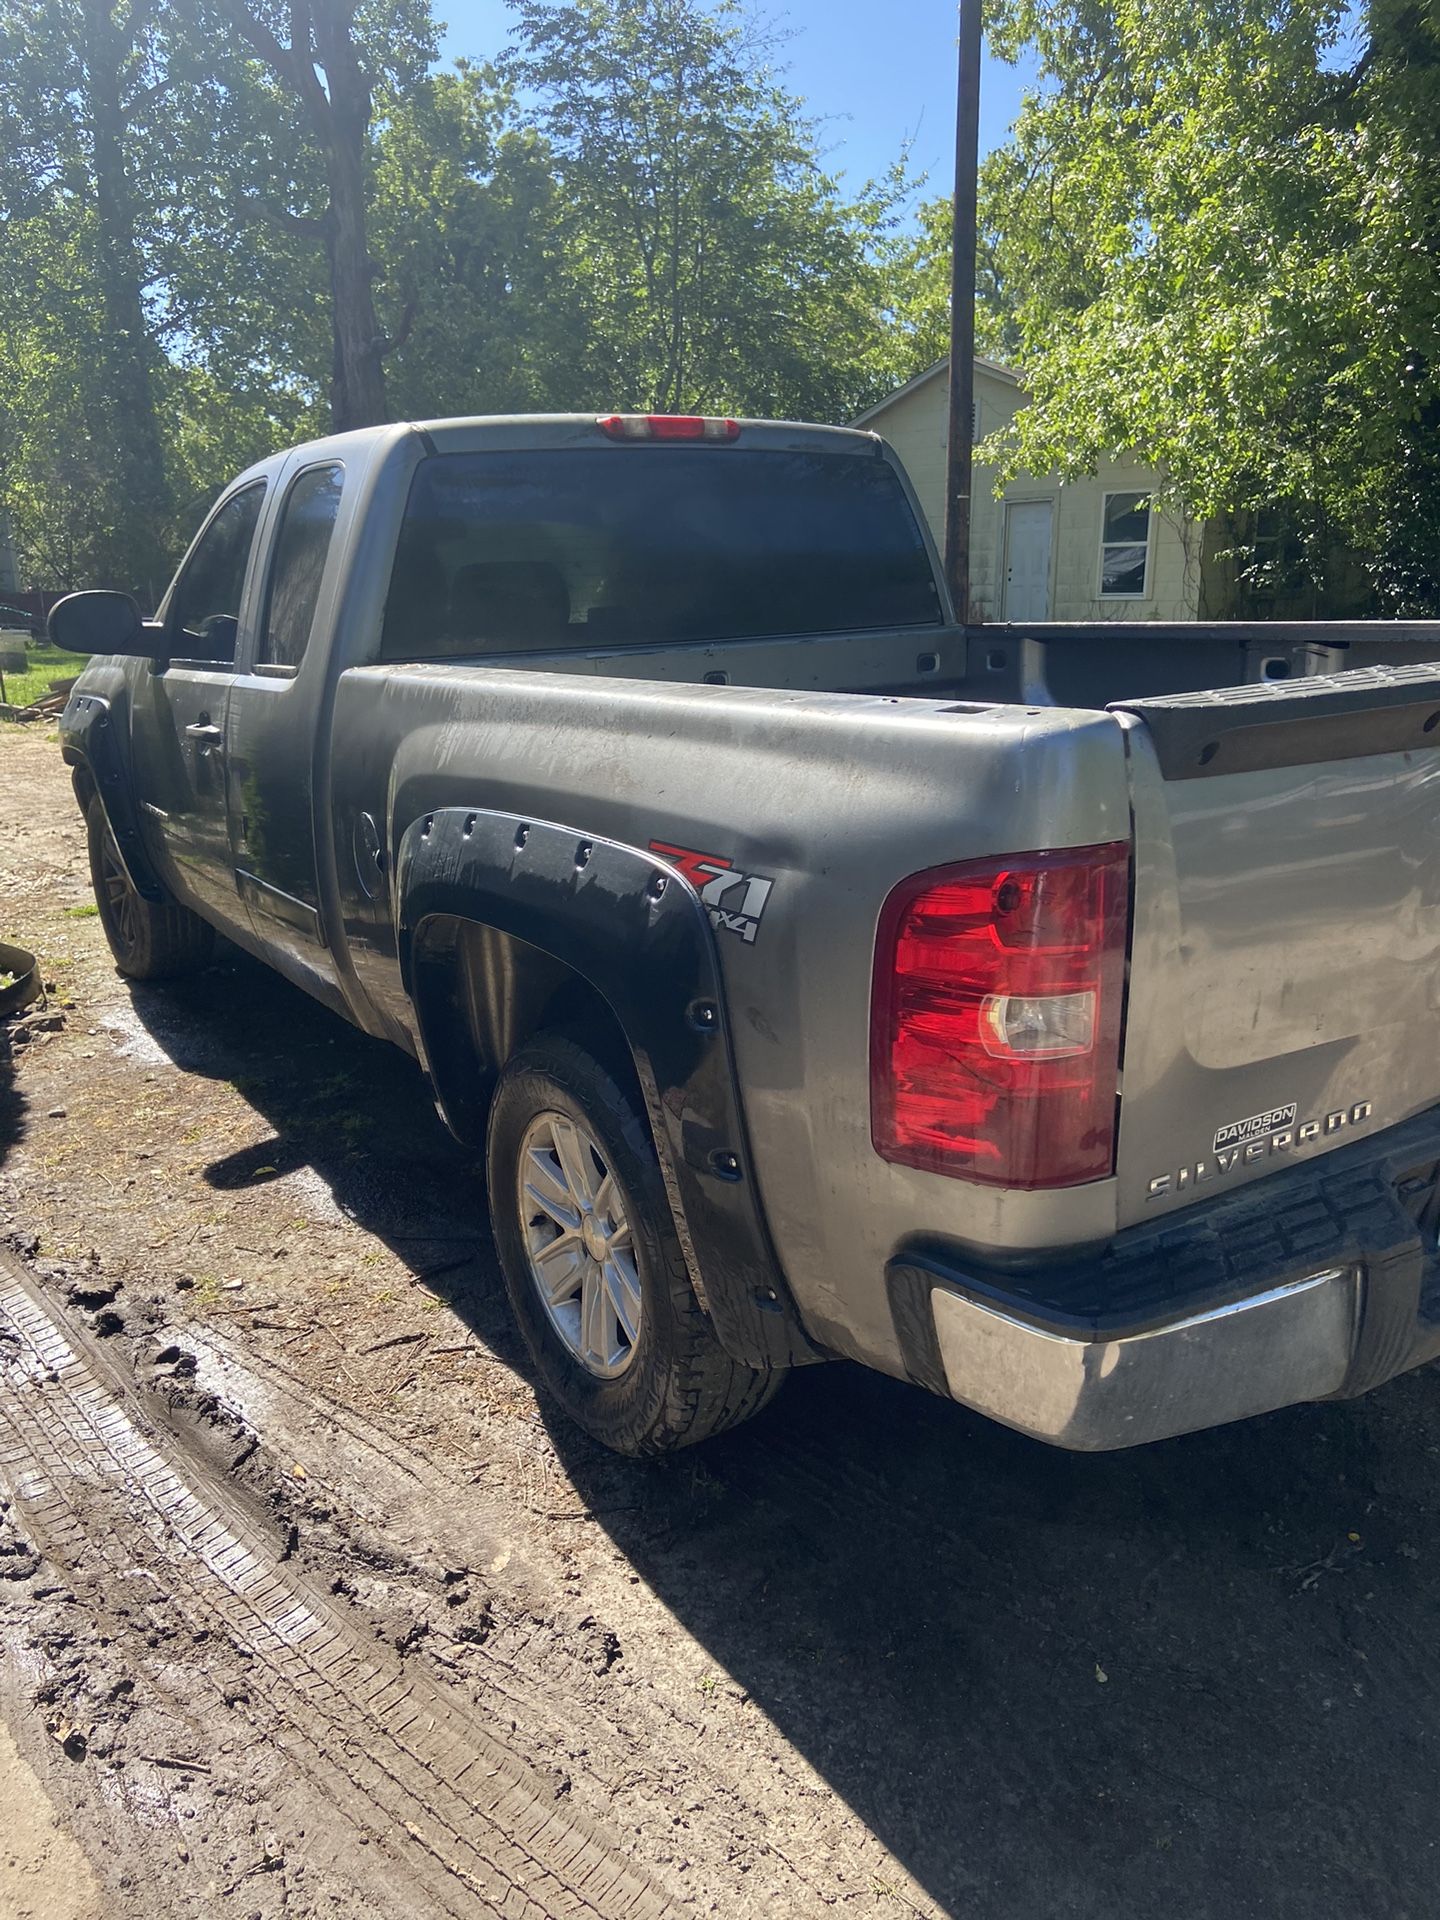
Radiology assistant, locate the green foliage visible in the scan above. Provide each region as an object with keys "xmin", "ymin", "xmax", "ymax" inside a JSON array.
[
  {"xmin": 887, "ymin": 0, "xmax": 1440, "ymax": 611},
  {"xmin": 1339, "ymin": 0, "xmax": 1440, "ymax": 609},
  {"xmin": 873, "ymin": 196, "xmax": 1020, "ymax": 378},
  {"xmin": 0, "ymin": 0, "xmax": 914, "ymax": 596},
  {"xmin": 0, "ymin": 0, "xmax": 168, "ymax": 592},
  {"xmin": 503, "ymin": 0, "xmax": 910, "ymax": 420},
  {"xmin": 0, "ymin": 0, "xmax": 326, "ymax": 594},
  {"xmin": 6, "ymin": 0, "xmax": 1440, "ymax": 613},
  {"xmin": 371, "ymin": 62, "xmax": 580, "ymax": 415}
]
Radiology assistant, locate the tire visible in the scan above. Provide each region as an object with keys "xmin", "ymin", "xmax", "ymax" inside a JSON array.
[
  {"xmin": 486, "ymin": 1030, "xmax": 784, "ymax": 1455},
  {"xmin": 85, "ymin": 794, "xmax": 215, "ymax": 981}
]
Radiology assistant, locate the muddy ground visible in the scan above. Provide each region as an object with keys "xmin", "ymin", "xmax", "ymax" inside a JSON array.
[{"xmin": 3, "ymin": 720, "xmax": 1440, "ymax": 1919}]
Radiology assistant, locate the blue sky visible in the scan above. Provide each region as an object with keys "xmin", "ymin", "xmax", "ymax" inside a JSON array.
[{"xmin": 435, "ymin": 1, "xmax": 1040, "ymax": 203}]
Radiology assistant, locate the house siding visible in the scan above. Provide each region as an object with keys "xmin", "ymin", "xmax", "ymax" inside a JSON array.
[{"xmin": 861, "ymin": 364, "xmax": 1203, "ymax": 623}]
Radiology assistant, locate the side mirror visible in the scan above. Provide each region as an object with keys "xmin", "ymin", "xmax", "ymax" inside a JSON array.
[{"xmin": 48, "ymin": 590, "xmax": 158, "ymax": 658}]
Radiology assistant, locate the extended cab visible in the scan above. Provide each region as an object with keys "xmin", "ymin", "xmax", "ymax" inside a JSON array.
[{"xmin": 51, "ymin": 412, "xmax": 1440, "ymax": 1454}]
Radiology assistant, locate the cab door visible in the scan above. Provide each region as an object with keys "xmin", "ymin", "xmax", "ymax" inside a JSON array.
[
  {"xmin": 130, "ymin": 480, "xmax": 268, "ymax": 938},
  {"xmin": 224, "ymin": 460, "xmax": 348, "ymax": 1013}
]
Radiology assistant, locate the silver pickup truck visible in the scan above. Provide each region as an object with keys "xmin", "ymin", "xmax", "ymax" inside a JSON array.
[{"xmin": 50, "ymin": 413, "xmax": 1440, "ymax": 1457}]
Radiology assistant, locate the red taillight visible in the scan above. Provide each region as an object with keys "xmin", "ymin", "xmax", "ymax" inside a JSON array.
[
  {"xmin": 870, "ymin": 843, "xmax": 1130, "ymax": 1189},
  {"xmin": 597, "ymin": 414, "xmax": 741, "ymax": 441}
]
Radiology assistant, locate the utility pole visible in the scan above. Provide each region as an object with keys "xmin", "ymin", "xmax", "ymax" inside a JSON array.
[{"xmin": 944, "ymin": 0, "xmax": 983, "ymax": 624}]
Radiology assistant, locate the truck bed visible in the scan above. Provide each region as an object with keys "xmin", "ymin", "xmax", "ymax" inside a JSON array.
[{"xmin": 419, "ymin": 615, "xmax": 1440, "ymax": 710}]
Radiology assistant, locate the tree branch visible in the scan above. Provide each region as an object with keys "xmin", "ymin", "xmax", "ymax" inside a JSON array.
[
  {"xmin": 244, "ymin": 193, "xmax": 331, "ymax": 241},
  {"xmin": 290, "ymin": 0, "xmax": 338, "ymax": 120},
  {"xmin": 377, "ymin": 297, "xmax": 417, "ymax": 359},
  {"xmin": 127, "ymin": 72, "xmax": 173, "ymax": 114},
  {"xmin": 216, "ymin": 0, "xmax": 330, "ymax": 127}
]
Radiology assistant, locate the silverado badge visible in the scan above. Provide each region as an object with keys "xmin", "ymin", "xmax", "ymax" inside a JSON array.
[{"xmin": 1147, "ymin": 1099, "xmax": 1374, "ymax": 1200}]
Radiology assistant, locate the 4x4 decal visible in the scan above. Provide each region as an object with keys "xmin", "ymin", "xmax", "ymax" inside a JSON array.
[{"xmin": 649, "ymin": 840, "xmax": 774, "ymax": 945}]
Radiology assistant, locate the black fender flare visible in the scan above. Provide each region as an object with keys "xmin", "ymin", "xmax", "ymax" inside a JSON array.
[
  {"xmin": 396, "ymin": 806, "xmax": 822, "ymax": 1372},
  {"xmin": 59, "ymin": 691, "xmax": 166, "ymax": 902}
]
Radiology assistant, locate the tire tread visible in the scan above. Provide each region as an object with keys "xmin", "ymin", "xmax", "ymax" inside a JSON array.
[
  {"xmin": 85, "ymin": 795, "xmax": 215, "ymax": 981},
  {"xmin": 487, "ymin": 1032, "xmax": 784, "ymax": 1455}
]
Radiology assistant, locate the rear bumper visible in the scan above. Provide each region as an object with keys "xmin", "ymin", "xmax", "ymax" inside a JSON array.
[
  {"xmin": 887, "ymin": 1103, "xmax": 1440, "ymax": 1450},
  {"xmin": 924, "ymin": 1268, "xmax": 1359, "ymax": 1449}
]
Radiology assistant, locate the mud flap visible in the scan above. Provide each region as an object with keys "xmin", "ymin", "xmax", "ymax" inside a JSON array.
[{"xmin": 60, "ymin": 690, "xmax": 166, "ymax": 902}]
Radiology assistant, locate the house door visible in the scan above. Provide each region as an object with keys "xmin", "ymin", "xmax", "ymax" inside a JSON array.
[{"xmin": 1003, "ymin": 501, "xmax": 1053, "ymax": 622}]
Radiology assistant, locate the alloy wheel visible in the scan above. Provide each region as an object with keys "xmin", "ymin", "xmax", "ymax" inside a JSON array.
[
  {"xmin": 516, "ymin": 1111, "xmax": 642, "ymax": 1379},
  {"xmin": 97, "ymin": 822, "xmax": 140, "ymax": 954}
]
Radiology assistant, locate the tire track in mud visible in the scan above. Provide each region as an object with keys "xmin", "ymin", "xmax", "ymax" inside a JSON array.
[
  {"xmin": 176, "ymin": 1319, "xmax": 923, "ymax": 1917},
  {"xmin": 0, "ymin": 1253, "xmax": 678, "ymax": 1920}
]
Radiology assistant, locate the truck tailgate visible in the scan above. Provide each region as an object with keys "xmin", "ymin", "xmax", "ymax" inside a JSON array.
[{"xmin": 1112, "ymin": 664, "xmax": 1440, "ymax": 1227}]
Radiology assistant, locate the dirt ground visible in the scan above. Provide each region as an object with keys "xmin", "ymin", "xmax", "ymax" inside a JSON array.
[
  {"xmin": 0, "ymin": 1716, "xmax": 102, "ymax": 1920},
  {"xmin": 5, "ymin": 719, "xmax": 1440, "ymax": 1919}
]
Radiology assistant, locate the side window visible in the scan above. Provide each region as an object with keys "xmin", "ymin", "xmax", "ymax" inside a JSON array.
[
  {"xmin": 259, "ymin": 464, "xmax": 344, "ymax": 669},
  {"xmin": 1099, "ymin": 490, "xmax": 1152, "ymax": 598},
  {"xmin": 168, "ymin": 482, "xmax": 267, "ymax": 662}
]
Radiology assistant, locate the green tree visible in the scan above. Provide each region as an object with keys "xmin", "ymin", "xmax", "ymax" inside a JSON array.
[
  {"xmin": 908, "ymin": 0, "xmax": 1440, "ymax": 610},
  {"xmin": 0, "ymin": 0, "xmax": 928, "ymax": 604},
  {"xmin": 1341, "ymin": 0, "xmax": 1440, "ymax": 608},
  {"xmin": 370, "ymin": 61, "xmax": 581, "ymax": 415},
  {"xmin": 0, "ymin": 0, "xmax": 175, "ymax": 590},
  {"xmin": 208, "ymin": 0, "xmax": 438, "ymax": 431},
  {"xmin": 0, "ymin": 0, "xmax": 324, "ymax": 590},
  {"xmin": 503, "ymin": 0, "xmax": 910, "ymax": 421},
  {"xmin": 876, "ymin": 196, "xmax": 1019, "ymax": 378}
]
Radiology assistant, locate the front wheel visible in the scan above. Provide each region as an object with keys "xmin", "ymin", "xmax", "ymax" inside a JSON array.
[
  {"xmin": 85, "ymin": 795, "xmax": 215, "ymax": 981},
  {"xmin": 486, "ymin": 1031, "xmax": 784, "ymax": 1455}
]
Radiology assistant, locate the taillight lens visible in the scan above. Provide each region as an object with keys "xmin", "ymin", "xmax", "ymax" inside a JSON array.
[
  {"xmin": 597, "ymin": 414, "xmax": 741, "ymax": 441},
  {"xmin": 870, "ymin": 843, "xmax": 1130, "ymax": 1189}
]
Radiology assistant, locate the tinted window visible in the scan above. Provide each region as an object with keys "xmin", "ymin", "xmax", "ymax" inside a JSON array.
[
  {"xmin": 260, "ymin": 465, "xmax": 344, "ymax": 668},
  {"xmin": 169, "ymin": 483, "xmax": 267, "ymax": 662},
  {"xmin": 380, "ymin": 447, "xmax": 941, "ymax": 659}
]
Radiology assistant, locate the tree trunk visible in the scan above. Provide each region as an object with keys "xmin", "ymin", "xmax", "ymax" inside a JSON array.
[
  {"xmin": 79, "ymin": 0, "xmax": 170, "ymax": 592},
  {"xmin": 321, "ymin": 113, "xmax": 388, "ymax": 429},
  {"xmin": 312, "ymin": 4, "xmax": 387, "ymax": 431},
  {"xmin": 221, "ymin": 0, "xmax": 389, "ymax": 432}
]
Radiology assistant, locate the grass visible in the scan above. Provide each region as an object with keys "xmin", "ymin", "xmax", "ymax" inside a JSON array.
[{"xmin": 0, "ymin": 640, "xmax": 88, "ymax": 711}]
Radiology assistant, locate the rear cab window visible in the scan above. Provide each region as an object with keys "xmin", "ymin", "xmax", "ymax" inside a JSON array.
[
  {"xmin": 259, "ymin": 464, "xmax": 345, "ymax": 671},
  {"xmin": 379, "ymin": 446, "xmax": 941, "ymax": 660}
]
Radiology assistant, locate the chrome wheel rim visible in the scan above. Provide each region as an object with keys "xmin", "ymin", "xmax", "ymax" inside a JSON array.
[
  {"xmin": 517, "ymin": 1111, "xmax": 642, "ymax": 1379},
  {"xmin": 97, "ymin": 822, "xmax": 139, "ymax": 953}
]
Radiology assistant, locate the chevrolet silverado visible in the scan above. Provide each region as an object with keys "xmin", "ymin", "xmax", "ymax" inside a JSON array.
[{"xmin": 48, "ymin": 412, "xmax": 1440, "ymax": 1456}]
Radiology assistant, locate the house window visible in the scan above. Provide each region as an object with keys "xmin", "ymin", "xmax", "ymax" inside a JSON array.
[{"xmin": 1099, "ymin": 491, "xmax": 1152, "ymax": 598}]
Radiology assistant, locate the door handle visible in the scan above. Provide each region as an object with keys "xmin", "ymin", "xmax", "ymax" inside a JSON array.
[{"xmin": 185, "ymin": 722, "xmax": 223, "ymax": 741}]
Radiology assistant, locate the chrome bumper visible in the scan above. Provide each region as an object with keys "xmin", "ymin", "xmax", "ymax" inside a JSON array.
[{"xmin": 928, "ymin": 1267, "xmax": 1360, "ymax": 1451}]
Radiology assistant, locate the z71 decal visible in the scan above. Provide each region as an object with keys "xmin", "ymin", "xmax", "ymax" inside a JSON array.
[{"xmin": 649, "ymin": 840, "xmax": 775, "ymax": 945}]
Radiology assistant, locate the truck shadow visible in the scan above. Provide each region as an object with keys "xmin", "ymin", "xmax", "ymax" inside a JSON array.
[
  {"xmin": 128, "ymin": 951, "xmax": 1440, "ymax": 1920},
  {"xmin": 122, "ymin": 948, "xmax": 530, "ymax": 1370},
  {"xmin": 0, "ymin": 1028, "xmax": 24, "ymax": 1168}
]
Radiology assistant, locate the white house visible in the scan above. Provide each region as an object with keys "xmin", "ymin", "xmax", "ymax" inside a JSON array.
[{"xmin": 854, "ymin": 358, "xmax": 1209, "ymax": 624}]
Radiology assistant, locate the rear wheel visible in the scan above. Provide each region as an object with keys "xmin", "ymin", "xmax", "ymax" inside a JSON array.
[
  {"xmin": 86, "ymin": 795, "xmax": 214, "ymax": 981},
  {"xmin": 486, "ymin": 1031, "xmax": 784, "ymax": 1454}
]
